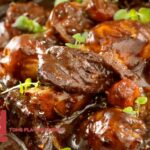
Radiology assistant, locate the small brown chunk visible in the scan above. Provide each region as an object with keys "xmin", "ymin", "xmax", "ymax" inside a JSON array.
[{"xmin": 108, "ymin": 79, "xmax": 140, "ymax": 108}]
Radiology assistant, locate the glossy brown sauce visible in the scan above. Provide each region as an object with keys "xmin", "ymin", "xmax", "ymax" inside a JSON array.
[{"xmin": 0, "ymin": 1, "xmax": 150, "ymax": 150}]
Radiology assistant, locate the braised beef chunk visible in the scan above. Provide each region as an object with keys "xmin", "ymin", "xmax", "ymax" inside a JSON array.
[
  {"xmin": 100, "ymin": 51, "xmax": 137, "ymax": 80},
  {"xmin": 38, "ymin": 46, "xmax": 118, "ymax": 94},
  {"xmin": 47, "ymin": 2, "xmax": 93, "ymax": 43},
  {"xmin": 5, "ymin": 2, "xmax": 49, "ymax": 37},
  {"xmin": 1, "ymin": 1, "xmax": 150, "ymax": 150},
  {"xmin": 108, "ymin": 79, "xmax": 140, "ymax": 108},
  {"xmin": 4, "ymin": 86, "xmax": 91, "ymax": 149},
  {"xmin": 86, "ymin": 20, "xmax": 150, "ymax": 85},
  {"xmin": 84, "ymin": 0, "xmax": 119, "ymax": 22},
  {"xmin": 71, "ymin": 109, "xmax": 146, "ymax": 150},
  {"xmin": 0, "ymin": 32, "xmax": 60, "ymax": 86},
  {"xmin": 5, "ymin": 86, "xmax": 91, "ymax": 120},
  {"xmin": 86, "ymin": 20, "xmax": 150, "ymax": 58}
]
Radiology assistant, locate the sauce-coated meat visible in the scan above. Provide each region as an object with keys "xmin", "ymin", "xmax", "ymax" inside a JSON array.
[
  {"xmin": 47, "ymin": 2, "xmax": 93, "ymax": 42},
  {"xmin": 38, "ymin": 46, "xmax": 118, "ymax": 94},
  {"xmin": 86, "ymin": 20, "xmax": 150, "ymax": 60},
  {"xmin": 0, "ymin": 32, "xmax": 59, "ymax": 86},
  {"xmin": 0, "ymin": 1, "xmax": 150, "ymax": 150},
  {"xmin": 5, "ymin": 2, "xmax": 49, "ymax": 37},
  {"xmin": 86, "ymin": 20, "xmax": 150, "ymax": 85},
  {"xmin": 108, "ymin": 79, "xmax": 140, "ymax": 108},
  {"xmin": 5, "ymin": 86, "xmax": 91, "ymax": 120},
  {"xmin": 84, "ymin": 0, "xmax": 119, "ymax": 22},
  {"xmin": 71, "ymin": 108, "xmax": 146, "ymax": 150}
]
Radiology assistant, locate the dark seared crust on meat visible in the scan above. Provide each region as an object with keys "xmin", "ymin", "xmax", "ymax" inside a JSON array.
[{"xmin": 38, "ymin": 46, "xmax": 118, "ymax": 94}]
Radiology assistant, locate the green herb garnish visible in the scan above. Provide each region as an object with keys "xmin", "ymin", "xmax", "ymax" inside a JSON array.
[
  {"xmin": 60, "ymin": 147, "xmax": 71, "ymax": 150},
  {"xmin": 13, "ymin": 16, "xmax": 46, "ymax": 33},
  {"xmin": 138, "ymin": 8, "xmax": 150, "ymax": 23},
  {"xmin": 66, "ymin": 32, "xmax": 88, "ymax": 49},
  {"xmin": 123, "ymin": 96, "xmax": 148, "ymax": 116},
  {"xmin": 135, "ymin": 96, "xmax": 148, "ymax": 105},
  {"xmin": 114, "ymin": 7, "xmax": 150, "ymax": 23},
  {"xmin": 123, "ymin": 107, "xmax": 136, "ymax": 115},
  {"xmin": 1, "ymin": 78, "xmax": 40, "ymax": 95},
  {"xmin": 65, "ymin": 43, "xmax": 80, "ymax": 49},
  {"xmin": 75, "ymin": 0, "xmax": 82, "ymax": 3},
  {"xmin": 54, "ymin": 0, "xmax": 82, "ymax": 5},
  {"xmin": 54, "ymin": 0, "xmax": 69, "ymax": 6}
]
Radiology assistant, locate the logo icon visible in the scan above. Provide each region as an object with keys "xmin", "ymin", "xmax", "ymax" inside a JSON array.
[{"xmin": 0, "ymin": 110, "xmax": 7, "ymax": 142}]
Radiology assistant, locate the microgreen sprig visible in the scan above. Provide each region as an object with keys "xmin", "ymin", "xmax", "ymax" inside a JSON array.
[
  {"xmin": 65, "ymin": 32, "xmax": 88, "ymax": 49},
  {"xmin": 1, "ymin": 78, "xmax": 40, "ymax": 95},
  {"xmin": 54, "ymin": 0, "xmax": 82, "ymax": 6},
  {"xmin": 60, "ymin": 147, "xmax": 71, "ymax": 150},
  {"xmin": 122, "ymin": 107, "xmax": 137, "ymax": 115},
  {"xmin": 123, "ymin": 96, "xmax": 148, "ymax": 116},
  {"xmin": 114, "ymin": 7, "xmax": 150, "ymax": 23},
  {"xmin": 13, "ymin": 16, "xmax": 46, "ymax": 33},
  {"xmin": 54, "ymin": 0, "xmax": 69, "ymax": 6}
]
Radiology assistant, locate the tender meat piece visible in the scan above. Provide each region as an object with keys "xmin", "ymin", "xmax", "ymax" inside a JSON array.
[
  {"xmin": 71, "ymin": 108, "xmax": 146, "ymax": 150},
  {"xmin": 4, "ymin": 88, "xmax": 56, "ymax": 150},
  {"xmin": 84, "ymin": 0, "xmax": 119, "ymax": 22},
  {"xmin": 86, "ymin": 20, "xmax": 150, "ymax": 60},
  {"xmin": 0, "ymin": 32, "xmax": 59, "ymax": 86},
  {"xmin": 108, "ymin": 79, "xmax": 140, "ymax": 108},
  {"xmin": 86, "ymin": 20, "xmax": 150, "ymax": 83},
  {"xmin": 0, "ymin": 22, "xmax": 10, "ymax": 51},
  {"xmin": 4, "ymin": 86, "xmax": 91, "ymax": 119},
  {"xmin": 101, "ymin": 51, "xmax": 137, "ymax": 80},
  {"xmin": 47, "ymin": 2, "xmax": 93, "ymax": 43},
  {"xmin": 38, "ymin": 46, "xmax": 118, "ymax": 94},
  {"xmin": 5, "ymin": 2, "xmax": 49, "ymax": 37}
]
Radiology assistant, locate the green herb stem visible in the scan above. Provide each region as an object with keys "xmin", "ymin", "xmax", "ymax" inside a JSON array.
[{"xmin": 1, "ymin": 82, "xmax": 39, "ymax": 95}]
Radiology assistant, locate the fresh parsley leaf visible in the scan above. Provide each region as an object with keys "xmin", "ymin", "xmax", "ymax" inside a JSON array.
[
  {"xmin": 13, "ymin": 16, "xmax": 46, "ymax": 33},
  {"xmin": 135, "ymin": 96, "xmax": 148, "ymax": 105},
  {"xmin": 123, "ymin": 107, "xmax": 136, "ymax": 115},
  {"xmin": 54, "ymin": 0, "xmax": 69, "ymax": 6}
]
